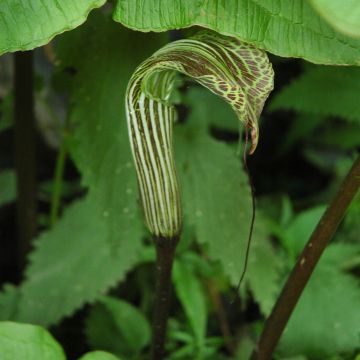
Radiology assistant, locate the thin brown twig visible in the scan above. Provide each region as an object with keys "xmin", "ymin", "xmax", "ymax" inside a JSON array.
[
  {"xmin": 207, "ymin": 279, "xmax": 235, "ymax": 355},
  {"xmin": 251, "ymin": 155, "xmax": 360, "ymax": 360}
]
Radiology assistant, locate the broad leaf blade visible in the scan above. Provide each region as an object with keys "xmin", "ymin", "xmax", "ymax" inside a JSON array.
[
  {"xmin": 173, "ymin": 259, "xmax": 207, "ymax": 349},
  {"xmin": 309, "ymin": 0, "xmax": 360, "ymax": 38},
  {"xmin": 16, "ymin": 198, "xmax": 141, "ymax": 325},
  {"xmin": 78, "ymin": 351, "xmax": 122, "ymax": 360},
  {"xmin": 0, "ymin": 321, "xmax": 66, "ymax": 360},
  {"xmin": 0, "ymin": 0, "xmax": 106, "ymax": 55},
  {"xmin": 279, "ymin": 262, "xmax": 360, "ymax": 357},
  {"xmin": 270, "ymin": 66, "xmax": 360, "ymax": 123},
  {"xmin": 85, "ymin": 296, "xmax": 151, "ymax": 358},
  {"xmin": 113, "ymin": 0, "xmax": 360, "ymax": 65},
  {"xmin": 175, "ymin": 90, "xmax": 280, "ymax": 315},
  {"xmin": 0, "ymin": 14, "xmax": 165, "ymax": 326}
]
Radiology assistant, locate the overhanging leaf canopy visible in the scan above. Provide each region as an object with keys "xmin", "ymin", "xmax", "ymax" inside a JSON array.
[{"xmin": 114, "ymin": 0, "xmax": 360, "ymax": 66}]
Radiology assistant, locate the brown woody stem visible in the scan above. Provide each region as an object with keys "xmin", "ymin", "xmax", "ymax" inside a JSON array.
[
  {"xmin": 251, "ymin": 155, "xmax": 360, "ymax": 360},
  {"xmin": 150, "ymin": 236, "xmax": 179, "ymax": 360}
]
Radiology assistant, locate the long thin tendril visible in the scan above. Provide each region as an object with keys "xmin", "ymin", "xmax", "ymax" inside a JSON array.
[{"xmin": 232, "ymin": 126, "xmax": 257, "ymax": 302}]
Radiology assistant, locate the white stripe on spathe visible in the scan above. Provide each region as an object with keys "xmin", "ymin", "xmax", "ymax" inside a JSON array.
[{"xmin": 125, "ymin": 31, "xmax": 274, "ymax": 239}]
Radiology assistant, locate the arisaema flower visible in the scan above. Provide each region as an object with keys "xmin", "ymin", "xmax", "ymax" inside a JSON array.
[{"xmin": 126, "ymin": 31, "xmax": 274, "ymax": 240}]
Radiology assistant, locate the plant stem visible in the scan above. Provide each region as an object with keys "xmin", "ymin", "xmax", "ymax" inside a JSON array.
[
  {"xmin": 251, "ymin": 155, "xmax": 360, "ymax": 360},
  {"xmin": 207, "ymin": 279, "xmax": 235, "ymax": 355},
  {"xmin": 14, "ymin": 51, "xmax": 37, "ymax": 276},
  {"xmin": 50, "ymin": 138, "xmax": 67, "ymax": 227},
  {"xmin": 151, "ymin": 236, "xmax": 179, "ymax": 360}
]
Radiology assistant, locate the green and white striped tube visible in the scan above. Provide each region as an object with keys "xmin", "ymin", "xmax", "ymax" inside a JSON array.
[{"xmin": 126, "ymin": 31, "xmax": 274, "ymax": 239}]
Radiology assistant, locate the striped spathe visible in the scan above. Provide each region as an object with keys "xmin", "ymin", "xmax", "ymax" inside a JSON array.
[{"xmin": 126, "ymin": 31, "xmax": 274, "ymax": 239}]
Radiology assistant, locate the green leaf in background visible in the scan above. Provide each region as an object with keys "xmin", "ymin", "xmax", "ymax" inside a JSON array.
[
  {"xmin": 285, "ymin": 206, "xmax": 326, "ymax": 258},
  {"xmin": 269, "ymin": 67, "xmax": 360, "ymax": 122},
  {"xmin": 0, "ymin": 285, "xmax": 19, "ymax": 321},
  {"xmin": 309, "ymin": 0, "xmax": 360, "ymax": 38},
  {"xmin": 78, "ymin": 351, "xmax": 122, "ymax": 360},
  {"xmin": 279, "ymin": 260, "xmax": 360, "ymax": 358},
  {"xmin": 176, "ymin": 129, "xmax": 251, "ymax": 286},
  {"xmin": 313, "ymin": 122, "xmax": 360, "ymax": 150},
  {"xmin": 0, "ymin": 0, "xmax": 106, "ymax": 55},
  {"xmin": 113, "ymin": 0, "xmax": 360, "ymax": 65},
  {"xmin": 278, "ymin": 113, "xmax": 328, "ymax": 151},
  {"xmin": 0, "ymin": 169, "xmax": 16, "ymax": 206},
  {"xmin": 244, "ymin": 225, "xmax": 281, "ymax": 315},
  {"xmin": 0, "ymin": 321, "xmax": 65, "ymax": 360},
  {"xmin": 56, "ymin": 13, "xmax": 166, "ymax": 248},
  {"xmin": 85, "ymin": 296, "xmax": 150, "ymax": 358},
  {"xmin": 175, "ymin": 92, "xmax": 280, "ymax": 315},
  {"xmin": 173, "ymin": 259, "xmax": 207, "ymax": 352},
  {"xmin": 272, "ymin": 200, "xmax": 360, "ymax": 358},
  {"xmin": 14, "ymin": 199, "xmax": 141, "ymax": 326},
  {"xmin": 182, "ymin": 88, "xmax": 238, "ymax": 132},
  {"xmin": 0, "ymin": 13, "xmax": 167, "ymax": 326}
]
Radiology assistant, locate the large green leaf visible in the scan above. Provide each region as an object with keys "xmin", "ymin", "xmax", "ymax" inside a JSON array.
[
  {"xmin": 0, "ymin": 321, "xmax": 65, "ymax": 360},
  {"xmin": 113, "ymin": 0, "xmax": 360, "ymax": 65},
  {"xmin": 0, "ymin": 14, "xmax": 166, "ymax": 327},
  {"xmin": 0, "ymin": 0, "xmax": 106, "ymax": 55},
  {"xmin": 85, "ymin": 296, "xmax": 151, "ymax": 358},
  {"xmin": 15, "ymin": 198, "xmax": 142, "ymax": 326},
  {"xmin": 274, "ymin": 204, "xmax": 360, "ymax": 357},
  {"xmin": 309, "ymin": 0, "xmax": 360, "ymax": 38},
  {"xmin": 57, "ymin": 14, "xmax": 166, "ymax": 247},
  {"xmin": 269, "ymin": 66, "xmax": 360, "ymax": 122},
  {"xmin": 173, "ymin": 259, "xmax": 207, "ymax": 350},
  {"xmin": 78, "ymin": 352, "xmax": 122, "ymax": 360},
  {"xmin": 244, "ymin": 224, "xmax": 281, "ymax": 315},
  {"xmin": 279, "ymin": 257, "xmax": 360, "ymax": 357},
  {"xmin": 174, "ymin": 92, "xmax": 279, "ymax": 313}
]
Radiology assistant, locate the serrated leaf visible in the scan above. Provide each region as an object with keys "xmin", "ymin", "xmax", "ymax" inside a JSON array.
[
  {"xmin": 173, "ymin": 259, "xmax": 207, "ymax": 349},
  {"xmin": 270, "ymin": 66, "xmax": 360, "ymax": 122},
  {"xmin": 113, "ymin": 0, "xmax": 360, "ymax": 65},
  {"xmin": 175, "ymin": 131, "xmax": 278, "ymax": 314},
  {"xmin": 244, "ymin": 226, "xmax": 281, "ymax": 315},
  {"xmin": 309, "ymin": 0, "xmax": 360, "ymax": 38},
  {"xmin": 15, "ymin": 198, "xmax": 141, "ymax": 326},
  {"xmin": 175, "ymin": 91, "xmax": 279, "ymax": 315},
  {"xmin": 0, "ymin": 169, "xmax": 16, "ymax": 206},
  {"xmin": 0, "ymin": 14, "xmax": 166, "ymax": 326},
  {"xmin": 175, "ymin": 129, "xmax": 251, "ymax": 285},
  {"xmin": 85, "ymin": 296, "xmax": 151, "ymax": 358},
  {"xmin": 78, "ymin": 352, "xmax": 122, "ymax": 360},
  {"xmin": 0, "ymin": 0, "xmax": 106, "ymax": 55},
  {"xmin": 279, "ymin": 261, "xmax": 360, "ymax": 358},
  {"xmin": 57, "ymin": 13, "xmax": 166, "ymax": 246},
  {"xmin": 0, "ymin": 321, "xmax": 65, "ymax": 360}
]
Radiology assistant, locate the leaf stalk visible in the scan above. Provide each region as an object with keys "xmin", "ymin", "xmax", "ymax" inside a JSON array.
[{"xmin": 151, "ymin": 236, "xmax": 179, "ymax": 360}]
